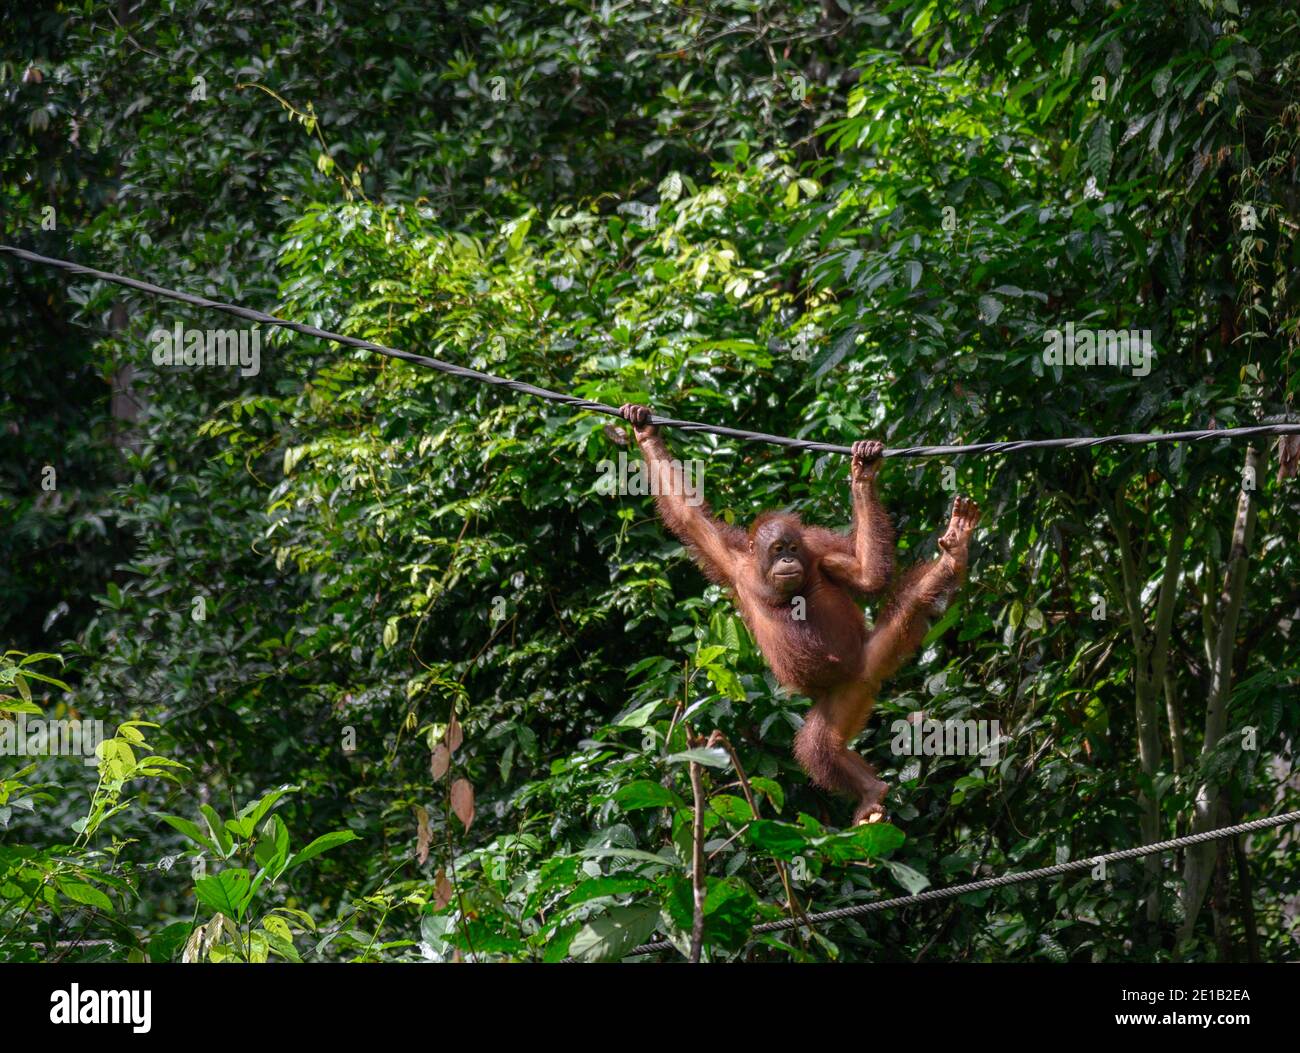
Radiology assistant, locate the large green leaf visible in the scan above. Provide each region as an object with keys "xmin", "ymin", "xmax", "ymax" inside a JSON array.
[
  {"xmin": 568, "ymin": 905, "xmax": 662, "ymax": 963},
  {"xmin": 194, "ymin": 870, "xmax": 253, "ymax": 922},
  {"xmin": 285, "ymin": 830, "xmax": 360, "ymax": 872}
]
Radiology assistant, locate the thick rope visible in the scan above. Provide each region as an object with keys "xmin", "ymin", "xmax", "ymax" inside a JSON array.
[
  {"xmin": 625, "ymin": 809, "xmax": 1300, "ymax": 957},
  {"xmin": 5, "ymin": 245, "xmax": 1299, "ymax": 459}
]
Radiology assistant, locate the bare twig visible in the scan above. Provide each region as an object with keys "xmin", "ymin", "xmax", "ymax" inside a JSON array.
[
  {"xmin": 688, "ymin": 745, "xmax": 707, "ymax": 964},
  {"xmin": 707, "ymin": 730, "xmax": 806, "ymax": 926}
]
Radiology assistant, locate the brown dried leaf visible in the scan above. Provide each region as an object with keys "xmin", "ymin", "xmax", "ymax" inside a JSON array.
[
  {"xmin": 434, "ymin": 868, "xmax": 454, "ymax": 910},
  {"xmin": 450, "ymin": 778, "xmax": 475, "ymax": 831},
  {"xmin": 414, "ymin": 805, "xmax": 432, "ymax": 865},
  {"xmin": 446, "ymin": 712, "xmax": 464, "ymax": 753},
  {"xmin": 430, "ymin": 743, "xmax": 450, "ymax": 780}
]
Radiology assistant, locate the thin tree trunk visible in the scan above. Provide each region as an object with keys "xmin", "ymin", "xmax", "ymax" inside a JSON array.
[
  {"xmin": 1108, "ymin": 492, "xmax": 1186, "ymax": 924},
  {"xmin": 1231, "ymin": 831, "xmax": 1261, "ymax": 963},
  {"xmin": 1212, "ymin": 839, "xmax": 1234, "ymax": 961},
  {"xmin": 688, "ymin": 757, "xmax": 706, "ymax": 963},
  {"xmin": 1179, "ymin": 445, "xmax": 1262, "ymax": 945},
  {"xmin": 1164, "ymin": 666, "xmax": 1185, "ymax": 774}
]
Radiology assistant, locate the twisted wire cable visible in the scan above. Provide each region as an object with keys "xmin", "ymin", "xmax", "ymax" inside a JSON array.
[
  {"xmin": 5, "ymin": 245, "xmax": 1299, "ymax": 458},
  {"xmin": 626, "ymin": 809, "xmax": 1300, "ymax": 957}
]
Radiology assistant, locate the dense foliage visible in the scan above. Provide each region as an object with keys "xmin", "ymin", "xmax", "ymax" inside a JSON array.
[{"xmin": 2, "ymin": 0, "xmax": 1297, "ymax": 962}]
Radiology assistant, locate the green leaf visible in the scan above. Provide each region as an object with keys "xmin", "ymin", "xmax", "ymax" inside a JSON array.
[
  {"xmin": 978, "ymin": 295, "xmax": 1003, "ymax": 325},
  {"xmin": 16, "ymin": 669, "xmax": 71, "ymax": 691},
  {"xmin": 148, "ymin": 921, "xmax": 195, "ymax": 963},
  {"xmin": 665, "ymin": 748, "xmax": 729, "ymax": 768},
  {"xmin": 883, "ymin": 859, "xmax": 931, "ymax": 895},
  {"xmin": 743, "ymin": 820, "xmax": 810, "ymax": 860},
  {"xmin": 614, "ymin": 780, "xmax": 685, "ymax": 811},
  {"xmin": 57, "ymin": 879, "xmax": 114, "ymax": 912},
  {"xmin": 615, "ymin": 700, "xmax": 662, "ymax": 728},
  {"xmin": 813, "ymin": 822, "xmax": 906, "ymax": 864},
  {"xmin": 254, "ymin": 814, "xmax": 291, "ymax": 876},
  {"xmin": 749, "ymin": 777, "xmax": 785, "ymax": 812},
  {"xmin": 812, "ymin": 326, "xmax": 859, "ymax": 378},
  {"xmin": 260, "ymin": 923, "xmax": 303, "ymax": 962},
  {"xmin": 228, "ymin": 785, "xmax": 296, "ymax": 838},
  {"xmin": 577, "ymin": 846, "xmax": 673, "ymax": 867},
  {"xmin": 200, "ymin": 804, "xmax": 233, "ymax": 856},
  {"xmin": 701, "ymin": 877, "xmax": 759, "ymax": 950},
  {"xmin": 665, "ymin": 875, "xmax": 758, "ymax": 952},
  {"xmin": 693, "ymin": 644, "xmax": 726, "ymax": 665},
  {"xmin": 194, "ymin": 869, "xmax": 253, "ymax": 921},
  {"xmin": 157, "ymin": 813, "xmax": 215, "ymax": 852},
  {"xmin": 286, "ymin": 829, "xmax": 360, "ymax": 871},
  {"xmin": 18, "ymin": 652, "xmax": 64, "ymax": 668},
  {"xmin": 565, "ymin": 876, "xmax": 657, "ymax": 905},
  {"xmin": 568, "ymin": 904, "xmax": 661, "ymax": 963},
  {"xmin": 709, "ymin": 794, "xmax": 754, "ymax": 823},
  {"xmin": 1087, "ymin": 117, "xmax": 1113, "ymax": 185},
  {"xmin": 921, "ymin": 602, "xmax": 962, "ymax": 645},
  {"xmin": 704, "ymin": 663, "xmax": 746, "ymax": 702}
]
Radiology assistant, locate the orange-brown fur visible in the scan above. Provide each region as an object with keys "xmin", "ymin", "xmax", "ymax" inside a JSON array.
[{"xmin": 622, "ymin": 404, "xmax": 979, "ymax": 823}]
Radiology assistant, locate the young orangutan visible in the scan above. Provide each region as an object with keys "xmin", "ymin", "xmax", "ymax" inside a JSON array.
[{"xmin": 620, "ymin": 404, "xmax": 980, "ymax": 824}]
